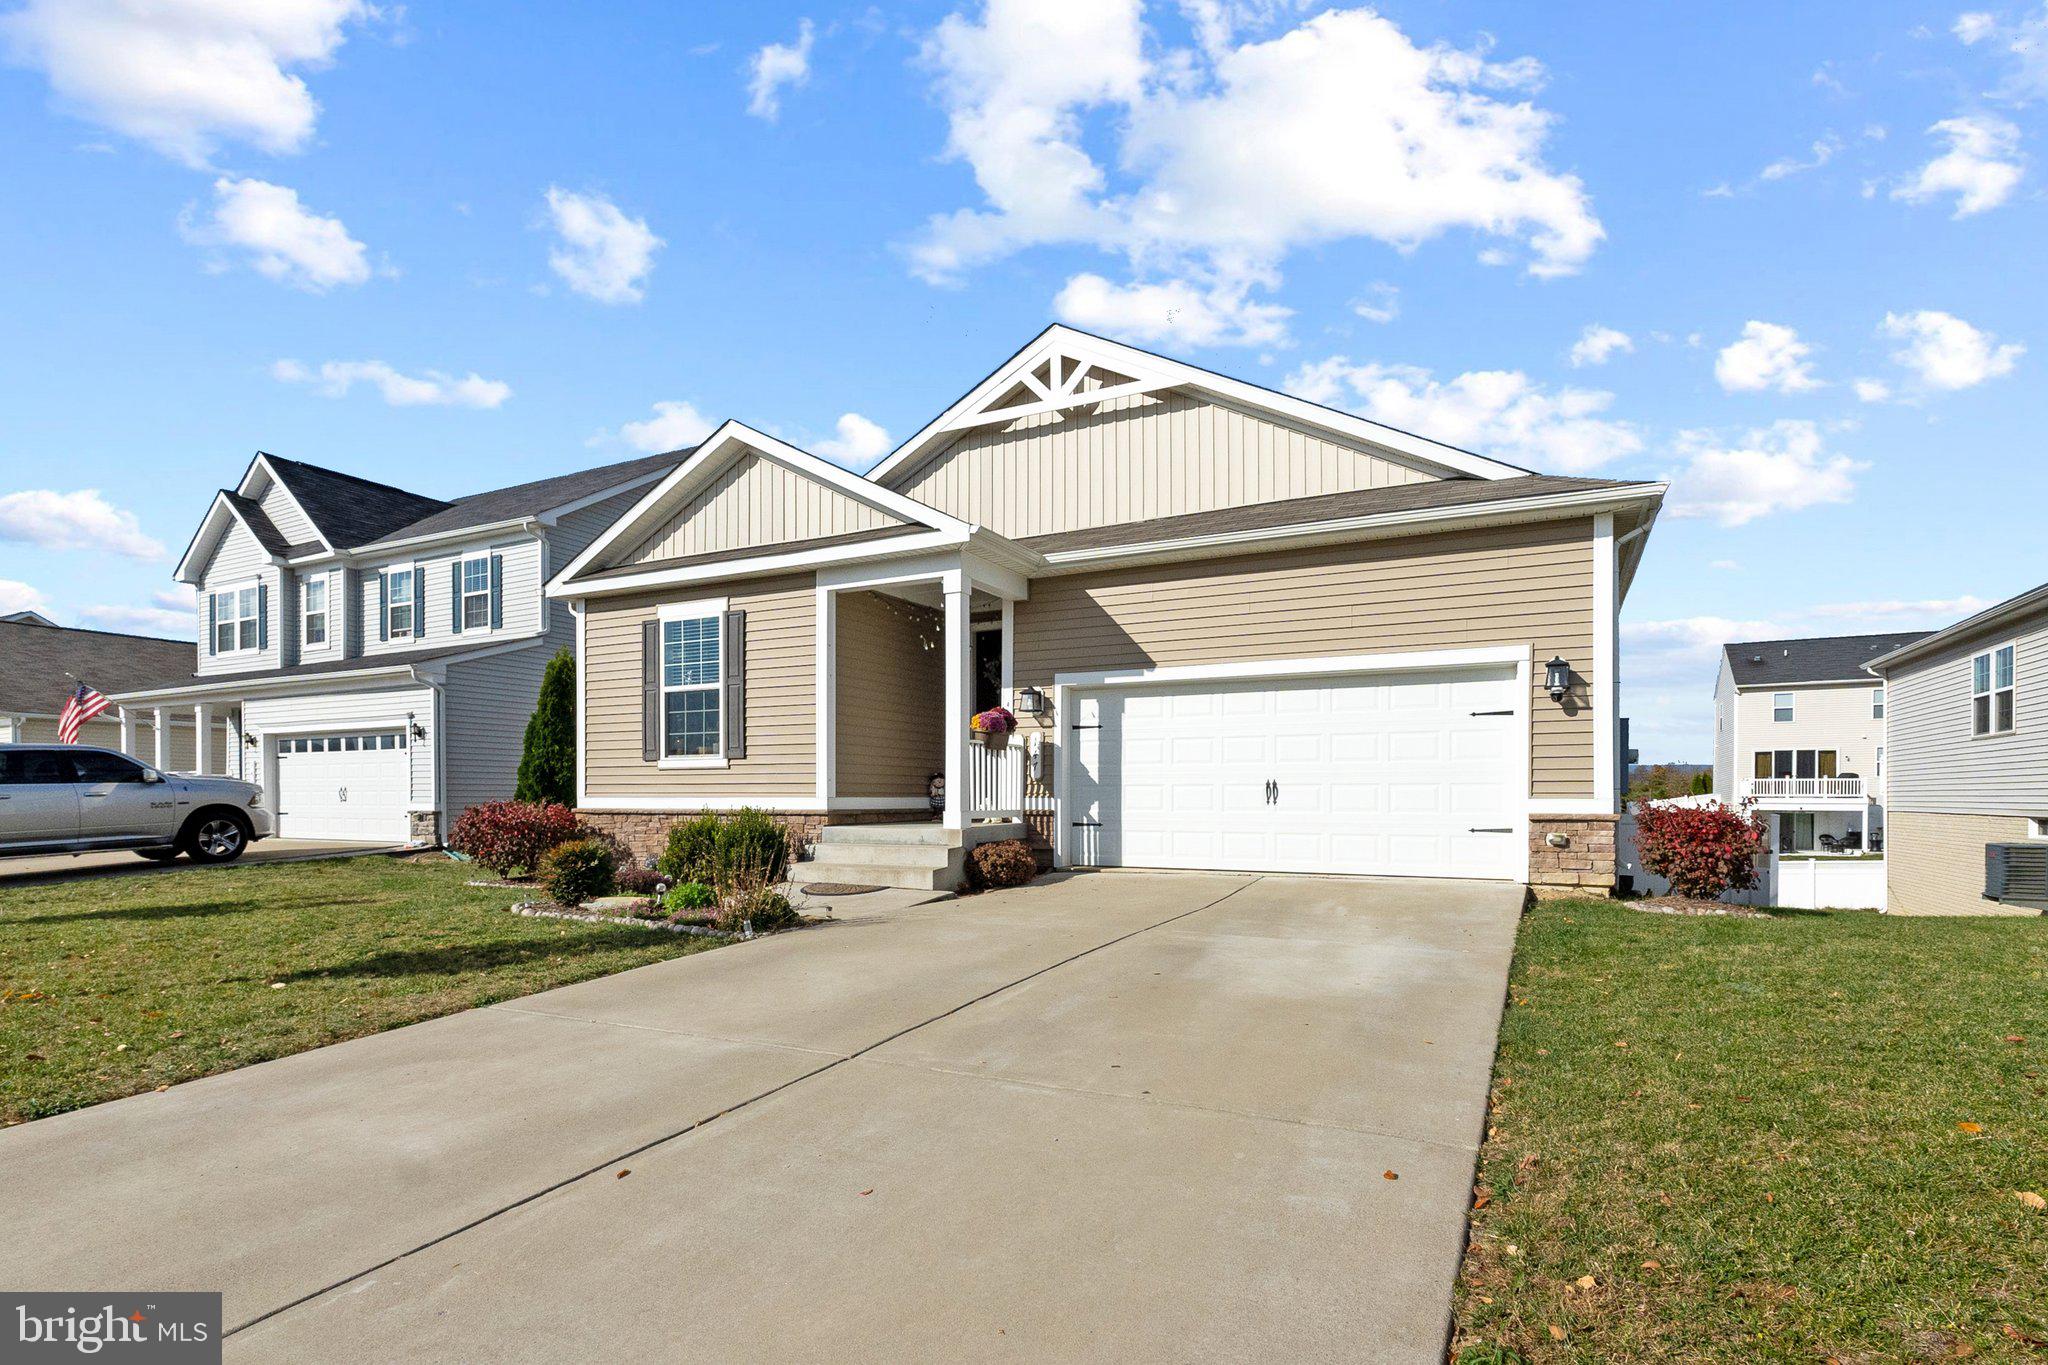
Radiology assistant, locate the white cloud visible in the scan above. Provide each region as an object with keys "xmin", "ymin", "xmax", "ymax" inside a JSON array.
[
  {"xmin": 271, "ymin": 359, "xmax": 511, "ymax": 409},
  {"xmin": 1955, "ymin": 11, "xmax": 2000, "ymax": 44},
  {"xmin": 1853, "ymin": 377, "xmax": 1892, "ymax": 403},
  {"xmin": 1350, "ymin": 282, "xmax": 1399, "ymax": 324},
  {"xmin": 1715, "ymin": 320, "xmax": 1822, "ymax": 393},
  {"xmin": 1892, "ymin": 115, "xmax": 2023, "ymax": 217},
  {"xmin": 1807, "ymin": 594, "xmax": 1994, "ymax": 622},
  {"xmin": 182, "ymin": 177, "xmax": 371, "ymax": 291},
  {"xmin": 1663, "ymin": 420, "xmax": 1864, "ymax": 526},
  {"xmin": 1878, "ymin": 309, "xmax": 2023, "ymax": 389},
  {"xmin": 747, "ymin": 18, "xmax": 815, "ymax": 121},
  {"xmin": 1568, "ymin": 323, "xmax": 1633, "ymax": 367},
  {"xmin": 911, "ymin": 3, "xmax": 1601, "ymax": 341},
  {"xmin": 812, "ymin": 412, "xmax": 892, "ymax": 468},
  {"xmin": 0, "ymin": 580, "xmax": 50, "ymax": 616},
  {"xmin": 1053, "ymin": 271, "xmax": 1290, "ymax": 347},
  {"xmin": 1285, "ymin": 358, "xmax": 1643, "ymax": 473},
  {"xmin": 1952, "ymin": 5, "xmax": 2048, "ymax": 101},
  {"xmin": 542, "ymin": 187, "xmax": 663, "ymax": 304},
  {"xmin": 82, "ymin": 587, "xmax": 197, "ymax": 638},
  {"xmin": 0, "ymin": 0, "xmax": 371, "ymax": 167},
  {"xmin": 1760, "ymin": 133, "xmax": 1843, "ymax": 181},
  {"xmin": 0, "ymin": 489, "xmax": 164, "ymax": 559},
  {"xmin": 1624, "ymin": 615, "xmax": 1780, "ymax": 690},
  {"xmin": 612, "ymin": 400, "xmax": 716, "ymax": 453}
]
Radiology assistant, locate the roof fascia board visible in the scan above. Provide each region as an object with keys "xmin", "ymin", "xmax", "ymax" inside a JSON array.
[
  {"xmin": 549, "ymin": 526, "xmax": 973, "ymax": 600},
  {"xmin": 249, "ymin": 453, "xmax": 336, "ymax": 553},
  {"xmin": 1866, "ymin": 583, "xmax": 2048, "ymax": 674},
  {"xmin": 325, "ymin": 517, "xmax": 544, "ymax": 561},
  {"xmin": 866, "ymin": 324, "xmax": 1529, "ymax": 487},
  {"xmin": 174, "ymin": 491, "xmax": 282, "ymax": 585},
  {"xmin": 534, "ymin": 467, "xmax": 677, "ymax": 525},
  {"xmin": 106, "ymin": 639, "xmax": 534, "ymax": 704}
]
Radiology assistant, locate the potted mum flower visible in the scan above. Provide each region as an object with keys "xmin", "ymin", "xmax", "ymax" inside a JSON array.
[{"xmin": 971, "ymin": 706, "xmax": 1017, "ymax": 746}]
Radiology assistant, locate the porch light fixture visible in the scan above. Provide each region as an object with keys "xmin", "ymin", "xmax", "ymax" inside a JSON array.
[
  {"xmin": 243, "ymin": 732, "xmax": 258, "ymax": 749},
  {"xmin": 1014, "ymin": 686, "xmax": 1048, "ymax": 716},
  {"xmin": 1544, "ymin": 656, "xmax": 1572, "ymax": 703}
]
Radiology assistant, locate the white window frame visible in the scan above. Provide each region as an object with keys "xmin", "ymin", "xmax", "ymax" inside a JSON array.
[
  {"xmin": 210, "ymin": 578, "xmax": 261, "ymax": 655},
  {"xmin": 1772, "ymin": 691, "xmax": 1794, "ymax": 723},
  {"xmin": 1871, "ymin": 686, "xmax": 1884, "ymax": 720},
  {"xmin": 2028, "ymin": 816, "xmax": 2048, "ymax": 841},
  {"xmin": 1971, "ymin": 642, "xmax": 2016, "ymax": 737},
  {"xmin": 303, "ymin": 575, "xmax": 328, "ymax": 647},
  {"xmin": 459, "ymin": 555, "xmax": 492, "ymax": 632},
  {"xmin": 657, "ymin": 597, "xmax": 727, "ymax": 770},
  {"xmin": 386, "ymin": 567, "xmax": 416, "ymax": 642}
]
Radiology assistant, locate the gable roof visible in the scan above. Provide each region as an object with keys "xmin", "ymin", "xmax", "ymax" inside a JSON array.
[
  {"xmin": 865, "ymin": 324, "xmax": 1534, "ymax": 489},
  {"xmin": 222, "ymin": 491, "xmax": 319, "ymax": 558},
  {"xmin": 1724, "ymin": 632, "xmax": 1931, "ymax": 687},
  {"xmin": 1865, "ymin": 580, "xmax": 2048, "ymax": 676},
  {"xmin": 0, "ymin": 620, "xmax": 198, "ymax": 713},
  {"xmin": 261, "ymin": 455, "xmax": 451, "ymax": 549},
  {"xmin": 365, "ymin": 450, "xmax": 688, "ymax": 545}
]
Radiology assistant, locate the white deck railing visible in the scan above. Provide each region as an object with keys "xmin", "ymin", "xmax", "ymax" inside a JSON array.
[
  {"xmin": 966, "ymin": 737, "xmax": 1025, "ymax": 819},
  {"xmin": 1746, "ymin": 777, "xmax": 1865, "ymax": 799}
]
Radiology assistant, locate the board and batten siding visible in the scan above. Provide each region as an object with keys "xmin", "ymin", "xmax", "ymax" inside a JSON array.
[
  {"xmin": 1012, "ymin": 518, "xmax": 1599, "ymax": 803},
  {"xmin": 833, "ymin": 591, "xmax": 944, "ymax": 799},
  {"xmin": 1885, "ymin": 608, "xmax": 2048, "ymax": 816},
  {"xmin": 355, "ymin": 536, "xmax": 544, "ymax": 658},
  {"xmin": 889, "ymin": 389, "xmax": 1438, "ymax": 541},
  {"xmin": 582, "ymin": 574, "xmax": 816, "ymax": 799},
  {"xmin": 441, "ymin": 645, "xmax": 552, "ymax": 823},
  {"xmin": 621, "ymin": 453, "xmax": 905, "ymax": 567},
  {"xmin": 194, "ymin": 518, "xmax": 281, "ymax": 676}
]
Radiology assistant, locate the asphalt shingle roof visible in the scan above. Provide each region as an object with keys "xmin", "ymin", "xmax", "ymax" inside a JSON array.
[
  {"xmin": 0, "ymin": 621, "xmax": 200, "ymax": 713},
  {"xmin": 1724, "ymin": 632, "xmax": 1933, "ymax": 687}
]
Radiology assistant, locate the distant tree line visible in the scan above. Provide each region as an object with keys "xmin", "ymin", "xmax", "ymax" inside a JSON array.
[{"xmin": 1626, "ymin": 763, "xmax": 1712, "ymax": 803}]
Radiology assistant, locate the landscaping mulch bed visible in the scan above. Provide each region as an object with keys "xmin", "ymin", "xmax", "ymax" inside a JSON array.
[{"xmin": 1630, "ymin": 894, "xmax": 1771, "ymax": 918}]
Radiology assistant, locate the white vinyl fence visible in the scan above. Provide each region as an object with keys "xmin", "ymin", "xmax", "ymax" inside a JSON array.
[{"xmin": 1619, "ymin": 809, "xmax": 1887, "ymax": 911}]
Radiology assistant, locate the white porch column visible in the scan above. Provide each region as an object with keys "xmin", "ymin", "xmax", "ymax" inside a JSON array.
[
  {"xmin": 942, "ymin": 581, "xmax": 970, "ymax": 830},
  {"xmin": 152, "ymin": 706, "xmax": 170, "ymax": 770},
  {"xmin": 119, "ymin": 707, "xmax": 139, "ymax": 758},
  {"xmin": 192, "ymin": 703, "xmax": 214, "ymax": 775}
]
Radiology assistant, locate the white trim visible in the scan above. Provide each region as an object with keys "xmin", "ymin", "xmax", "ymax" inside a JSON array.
[
  {"xmin": 576, "ymin": 795, "xmax": 826, "ymax": 812},
  {"xmin": 301, "ymin": 571, "xmax": 330, "ymax": 649},
  {"xmin": 869, "ymin": 324, "xmax": 1532, "ymax": 487},
  {"xmin": 999, "ymin": 598, "xmax": 1015, "ymax": 702},
  {"xmin": 942, "ymin": 577, "xmax": 969, "ymax": 830},
  {"xmin": 205, "ymin": 577, "xmax": 264, "ymax": 657},
  {"xmin": 551, "ymin": 527, "xmax": 970, "ymax": 600},
  {"xmin": 534, "ymin": 467, "xmax": 675, "ymax": 525},
  {"xmin": 573, "ymin": 599, "xmax": 588, "ymax": 809},
  {"xmin": 658, "ymin": 756, "xmax": 730, "ymax": 770},
  {"xmin": 1868, "ymin": 580, "xmax": 2048, "ymax": 674},
  {"xmin": 551, "ymin": 420, "xmax": 974, "ymax": 591},
  {"xmin": 654, "ymin": 597, "xmax": 730, "ymax": 765},
  {"xmin": 176, "ymin": 491, "xmax": 281, "ymax": 584},
  {"xmin": 1051, "ymin": 644, "xmax": 1530, "ymax": 691},
  {"xmin": 1528, "ymin": 799, "xmax": 1617, "ymax": 815},
  {"xmin": 1594, "ymin": 511, "xmax": 1616, "ymax": 813},
  {"xmin": 815, "ymin": 584, "xmax": 835, "ymax": 805},
  {"xmin": 2026, "ymin": 816, "xmax": 2048, "ymax": 841},
  {"xmin": 1969, "ymin": 639, "xmax": 2019, "ymax": 738},
  {"xmin": 108, "ymin": 638, "xmax": 539, "ymax": 705},
  {"xmin": 334, "ymin": 518, "xmax": 543, "ymax": 562},
  {"xmin": 247, "ymin": 454, "xmax": 335, "ymax": 554},
  {"xmin": 816, "ymin": 548, "xmax": 969, "ymax": 593},
  {"xmin": 657, "ymin": 596, "xmax": 729, "ymax": 621},
  {"xmin": 383, "ymin": 564, "xmax": 419, "ymax": 642}
]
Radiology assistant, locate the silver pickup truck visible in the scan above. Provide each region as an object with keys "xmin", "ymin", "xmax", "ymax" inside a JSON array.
[{"xmin": 0, "ymin": 744, "xmax": 274, "ymax": 864}]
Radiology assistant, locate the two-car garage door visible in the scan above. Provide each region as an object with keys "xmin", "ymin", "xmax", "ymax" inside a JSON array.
[
  {"xmin": 1066, "ymin": 666, "xmax": 1522, "ymax": 881},
  {"xmin": 274, "ymin": 731, "xmax": 412, "ymax": 842}
]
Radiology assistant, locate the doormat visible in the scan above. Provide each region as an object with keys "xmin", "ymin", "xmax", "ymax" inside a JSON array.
[{"xmin": 800, "ymin": 882, "xmax": 884, "ymax": 896}]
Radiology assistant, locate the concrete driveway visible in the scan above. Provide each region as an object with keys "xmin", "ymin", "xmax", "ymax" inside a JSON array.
[
  {"xmin": 2, "ymin": 871, "xmax": 1522, "ymax": 1363},
  {"xmin": 0, "ymin": 837, "xmax": 397, "ymax": 883}
]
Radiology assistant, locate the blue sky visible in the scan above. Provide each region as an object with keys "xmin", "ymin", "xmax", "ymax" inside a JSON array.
[{"xmin": 2, "ymin": 1, "xmax": 2043, "ymax": 758}]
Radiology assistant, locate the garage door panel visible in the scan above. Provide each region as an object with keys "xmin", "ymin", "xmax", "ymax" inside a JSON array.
[
  {"xmin": 275, "ymin": 731, "xmax": 410, "ymax": 842},
  {"xmin": 1070, "ymin": 665, "xmax": 1521, "ymax": 881}
]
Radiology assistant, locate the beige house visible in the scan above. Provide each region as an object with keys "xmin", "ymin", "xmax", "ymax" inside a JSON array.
[
  {"xmin": 550, "ymin": 326, "xmax": 1666, "ymax": 892},
  {"xmin": 1868, "ymin": 583, "xmax": 2048, "ymax": 915}
]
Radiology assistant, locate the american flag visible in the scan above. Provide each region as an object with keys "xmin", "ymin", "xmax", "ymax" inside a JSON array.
[{"xmin": 58, "ymin": 681, "xmax": 110, "ymax": 743}]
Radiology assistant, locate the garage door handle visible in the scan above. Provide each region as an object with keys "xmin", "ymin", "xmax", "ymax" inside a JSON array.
[
  {"xmin": 1469, "ymin": 827, "xmax": 1512, "ymax": 834},
  {"xmin": 1469, "ymin": 709, "xmax": 1513, "ymax": 716}
]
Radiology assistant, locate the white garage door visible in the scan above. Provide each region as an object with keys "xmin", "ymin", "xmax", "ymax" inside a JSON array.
[
  {"xmin": 274, "ymin": 731, "xmax": 411, "ymax": 841},
  {"xmin": 1067, "ymin": 666, "xmax": 1522, "ymax": 880}
]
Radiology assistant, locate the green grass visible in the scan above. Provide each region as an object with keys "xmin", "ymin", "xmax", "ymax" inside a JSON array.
[
  {"xmin": 1455, "ymin": 898, "xmax": 2048, "ymax": 1363},
  {"xmin": 0, "ymin": 856, "xmax": 722, "ymax": 1125}
]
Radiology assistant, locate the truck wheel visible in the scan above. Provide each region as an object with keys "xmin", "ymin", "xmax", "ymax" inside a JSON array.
[{"xmin": 182, "ymin": 811, "xmax": 252, "ymax": 864}]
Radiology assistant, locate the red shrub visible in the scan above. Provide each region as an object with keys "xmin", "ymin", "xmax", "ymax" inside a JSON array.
[
  {"xmin": 448, "ymin": 800, "xmax": 580, "ymax": 877},
  {"xmin": 966, "ymin": 839, "xmax": 1038, "ymax": 890},
  {"xmin": 1634, "ymin": 800, "xmax": 1768, "ymax": 901}
]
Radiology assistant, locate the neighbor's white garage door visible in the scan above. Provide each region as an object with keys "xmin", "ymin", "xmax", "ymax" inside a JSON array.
[
  {"xmin": 1067, "ymin": 666, "xmax": 1522, "ymax": 880},
  {"xmin": 274, "ymin": 731, "xmax": 411, "ymax": 841}
]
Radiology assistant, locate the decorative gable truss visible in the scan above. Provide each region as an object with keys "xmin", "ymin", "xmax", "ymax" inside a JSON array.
[{"xmin": 935, "ymin": 342, "xmax": 1178, "ymax": 436}]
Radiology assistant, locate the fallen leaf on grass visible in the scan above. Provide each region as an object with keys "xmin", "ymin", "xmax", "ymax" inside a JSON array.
[
  {"xmin": 1764, "ymin": 1193, "xmax": 1775, "ymax": 1204},
  {"xmin": 1641, "ymin": 1260, "xmax": 1662, "ymax": 1271},
  {"xmin": 1505, "ymin": 1244, "xmax": 1520, "ymax": 1257},
  {"xmin": 1958, "ymin": 1121, "xmax": 1983, "ymax": 1134},
  {"xmin": 1613, "ymin": 1039, "xmax": 1630, "ymax": 1048},
  {"xmin": 2005, "ymin": 1324, "xmax": 2048, "ymax": 1348},
  {"xmin": 1472, "ymin": 1192, "xmax": 1491, "ymax": 1210},
  {"xmin": 2016, "ymin": 1191, "xmax": 2046, "ymax": 1212},
  {"xmin": 2004, "ymin": 1036, "xmax": 2025, "ymax": 1044},
  {"xmin": 1576, "ymin": 1275, "xmax": 1597, "ymax": 1289},
  {"xmin": 1549, "ymin": 1324, "xmax": 1567, "ymax": 1341}
]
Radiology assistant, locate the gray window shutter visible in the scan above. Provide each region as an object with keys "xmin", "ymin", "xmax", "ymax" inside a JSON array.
[
  {"xmin": 450, "ymin": 560, "xmax": 463, "ymax": 634},
  {"xmin": 377, "ymin": 572, "xmax": 388, "ymax": 642},
  {"xmin": 490, "ymin": 553, "xmax": 503, "ymax": 630},
  {"xmin": 413, "ymin": 562, "xmax": 426, "ymax": 637},
  {"xmin": 206, "ymin": 592, "xmax": 216, "ymax": 656},
  {"xmin": 258, "ymin": 582, "xmax": 269, "ymax": 650},
  {"xmin": 642, "ymin": 619, "xmax": 660, "ymax": 762},
  {"xmin": 724, "ymin": 609, "xmax": 746, "ymax": 759}
]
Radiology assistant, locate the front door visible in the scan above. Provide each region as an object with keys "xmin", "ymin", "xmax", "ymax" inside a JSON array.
[{"xmin": 973, "ymin": 626, "xmax": 1002, "ymax": 713}]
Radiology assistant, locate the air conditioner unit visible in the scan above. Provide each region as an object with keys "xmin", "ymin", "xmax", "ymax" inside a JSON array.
[{"xmin": 1985, "ymin": 843, "xmax": 2048, "ymax": 906}]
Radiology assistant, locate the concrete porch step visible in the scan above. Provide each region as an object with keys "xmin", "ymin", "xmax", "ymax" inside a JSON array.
[
  {"xmin": 815, "ymin": 823, "xmax": 958, "ymax": 847},
  {"xmin": 789, "ymin": 858, "xmax": 955, "ymax": 892},
  {"xmin": 802, "ymin": 840, "xmax": 956, "ymax": 870}
]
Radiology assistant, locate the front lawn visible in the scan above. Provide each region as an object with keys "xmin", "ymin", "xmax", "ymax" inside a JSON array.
[
  {"xmin": 1456, "ymin": 898, "xmax": 2048, "ymax": 1362},
  {"xmin": 0, "ymin": 855, "xmax": 721, "ymax": 1125}
]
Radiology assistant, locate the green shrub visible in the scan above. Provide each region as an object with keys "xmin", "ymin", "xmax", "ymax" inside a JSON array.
[
  {"xmin": 515, "ymin": 648, "xmax": 577, "ymax": 806},
  {"xmin": 714, "ymin": 808, "xmax": 790, "ymax": 884},
  {"xmin": 537, "ymin": 838, "xmax": 616, "ymax": 907},
  {"xmin": 719, "ymin": 888, "xmax": 799, "ymax": 933},
  {"xmin": 966, "ymin": 839, "xmax": 1037, "ymax": 890},
  {"xmin": 656, "ymin": 814, "xmax": 721, "ymax": 885},
  {"xmin": 663, "ymin": 881, "xmax": 716, "ymax": 914}
]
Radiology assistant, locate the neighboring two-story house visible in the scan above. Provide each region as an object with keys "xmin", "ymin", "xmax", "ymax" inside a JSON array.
[
  {"xmin": 107, "ymin": 451, "xmax": 685, "ymax": 843},
  {"xmin": 1712, "ymin": 632, "xmax": 1926, "ymax": 854},
  {"xmin": 545, "ymin": 325, "xmax": 1666, "ymax": 893},
  {"xmin": 1868, "ymin": 582, "xmax": 2048, "ymax": 915}
]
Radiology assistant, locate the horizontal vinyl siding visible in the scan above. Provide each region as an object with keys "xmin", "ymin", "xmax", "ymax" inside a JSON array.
[
  {"xmin": 257, "ymin": 479, "xmax": 319, "ymax": 547},
  {"xmin": 583, "ymin": 574, "xmax": 816, "ymax": 799},
  {"xmin": 357, "ymin": 537, "xmax": 544, "ymax": 658},
  {"xmin": 287, "ymin": 565, "xmax": 346, "ymax": 669},
  {"xmin": 623, "ymin": 454, "xmax": 904, "ymax": 566},
  {"xmin": 892, "ymin": 389, "xmax": 1438, "ymax": 540},
  {"xmin": 1012, "ymin": 519, "xmax": 1598, "ymax": 802},
  {"xmin": 834, "ymin": 591, "xmax": 945, "ymax": 799},
  {"xmin": 544, "ymin": 486, "xmax": 657, "ymax": 648},
  {"xmin": 1887, "ymin": 611, "xmax": 2048, "ymax": 815},
  {"xmin": 26, "ymin": 716, "xmax": 226, "ymax": 772},
  {"xmin": 1733, "ymin": 681, "xmax": 1887, "ymax": 797},
  {"xmin": 1887, "ymin": 810, "xmax": 2041, "ymax": 916},
  {"xmin": 442, "ymin": 646, "xmax": 551, "ymax": 822},
  {"xmin": 196, "ymin": 520, "xmax": 281, "ymax": 676}
]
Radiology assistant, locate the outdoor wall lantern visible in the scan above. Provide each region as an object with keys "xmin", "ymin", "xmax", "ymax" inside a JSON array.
[
  {"xmin": 243, "ymin": 731, "xmax": 258, "ymax": 749},
  {"xmin": 1014, "ymin": 686, "xmax": 1048, "ymax": 716},
  {"xmin": 1544, "ymin": 656, "xmax": 1572, "ymax": 703}
]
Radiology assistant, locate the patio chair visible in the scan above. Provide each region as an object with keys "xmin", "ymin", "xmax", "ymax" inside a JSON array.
[
  {"xmin": 1817, "ymin": 833, "xmax": 1842, "ymax": 854},
  {"xmin": 1840, "ymin": 831, "xmax": 1862, "ymax": 851}
]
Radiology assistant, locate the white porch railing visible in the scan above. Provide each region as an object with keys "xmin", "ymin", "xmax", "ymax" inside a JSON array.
[
  {"xmin": 1747, "ymin": 777, "xmax": 1865, "ymax": 800},
  {"xmin": 966, "ymin": 737, "xmax": 1024, "ymax": 819}
]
